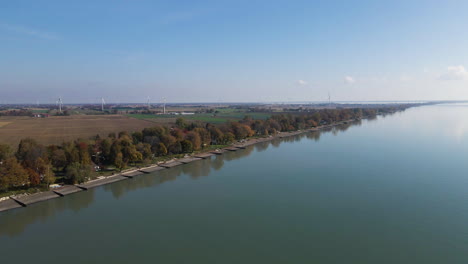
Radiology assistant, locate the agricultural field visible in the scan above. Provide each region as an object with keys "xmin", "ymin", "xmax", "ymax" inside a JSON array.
[
  {"xmin": 0, "ymin": 115, "xmax": 158, "ymax": 147},
  {"xmin": 127, "ymin": 109, "xmax": 271, "ymax": 124}
]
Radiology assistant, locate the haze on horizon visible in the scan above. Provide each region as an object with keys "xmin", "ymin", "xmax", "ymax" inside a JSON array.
[{"xmin": 1, "ymin": 0, "xmax": 468, "ymax": 104}]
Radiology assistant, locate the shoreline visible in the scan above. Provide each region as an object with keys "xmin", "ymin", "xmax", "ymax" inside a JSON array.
[{"xmin": 0, "ymin": 119, "xmax": 353, "ymax": 213}]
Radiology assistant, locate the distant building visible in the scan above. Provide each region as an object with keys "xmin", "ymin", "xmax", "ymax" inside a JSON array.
[{"xmin": 33, "ymin": 113, "xmax": 49, "ymax": 118}]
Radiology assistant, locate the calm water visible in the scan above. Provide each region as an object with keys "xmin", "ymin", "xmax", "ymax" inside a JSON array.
[{"xmin": 1, "ymin": 104, "xmax": 467, "ymax": 263}]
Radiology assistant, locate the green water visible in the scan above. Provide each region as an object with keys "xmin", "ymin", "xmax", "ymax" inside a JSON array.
[{"xmin": 1, "ymin": 104, "xmax": 467, "ymax": 263}]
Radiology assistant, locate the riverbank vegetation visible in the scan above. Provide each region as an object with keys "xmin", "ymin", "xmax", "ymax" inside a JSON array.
[{"xmin": 0, "ymin": 106, "xmax": 407, "ymax": 194}]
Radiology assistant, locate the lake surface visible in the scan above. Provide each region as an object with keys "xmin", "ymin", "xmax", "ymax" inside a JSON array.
[{"xmin": 1, "ymin": 104, "xmax": 467, "ymax": 263}]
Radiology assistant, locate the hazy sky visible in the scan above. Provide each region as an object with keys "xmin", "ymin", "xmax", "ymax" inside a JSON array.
[{"xmin": 1, "ymin": 0, "xmax": 468, "ymax": 104}]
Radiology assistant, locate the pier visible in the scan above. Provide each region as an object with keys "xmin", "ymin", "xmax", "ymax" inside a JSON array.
[
  {"xmin": 77, "ymin": 175, "xmax": 128, "ymax": 190},
  {"xmin": 0, "ymin": 199, "xmax": 23, "ymax": 212},
  {"xmin": 10, "ymin": 191, "xmax": 61, "ymax": 206},
  {"xmin": 224, "ymin": 147, "xmax": 239, "ymax": 151},
  {"xmin": 122, "ymin": 170, "xmax": 145, "ymax": 178},
  {"xmin": 53, "ymin": 185, "xmax": 83, "ymax": 196},
  {"xmin": 194, "ymin": 153, "xmax": 214, "ymax": 159},
  {"xmin": 210, "ymin": 149, "xmax": 226, "ymax": 155},
  {"xmin": 139, "ymin": 166, "xmax": 165, "ymax": 173},
  {"xmin": 159, "ymin": 161, "xmax": 184, "ymax": 168},
  {"xmin": 178, "ymin": 157, "xmax": 202, "ymax": 164}
]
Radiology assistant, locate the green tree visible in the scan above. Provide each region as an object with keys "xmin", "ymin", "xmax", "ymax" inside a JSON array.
[
  {"xmin": 42, "ymin": 163, "xmax": 56, "ymax": 188},
  {"xmin": 65, "ymin": 162, "xmax": 95, "ymax": 184},
  {"xmin": 50, "ymin": 148, "xmax": 67, "ymax": 169},
  {"xmin": 16, "ymin": 138, "xmax": 47, "ymax": 169},
  {"xmin": 114, "ymin": 152, "xmax": 125, "ymax": 171},
  {"xmin": 154, "ymin": 143, "xmax": 168, "ymax": 157},
  {"xmin": 0, "ymin": 144, "xmax": 13, "ymax": 162},
  {"xmin": 181, "ymin": 140, "xmax": 193, "ymax": 153},
  {"xmin": 175, "ymin": 117, "xmax": 187, "ymax": 129}
]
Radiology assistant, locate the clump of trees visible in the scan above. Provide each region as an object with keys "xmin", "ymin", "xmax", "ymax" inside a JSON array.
[
  {"xmin": 0, "ymin": 107, "xmax": 405, "ymax": 193},
  {"xmin": 0, "ymin": 109, "xmax": 33, "ymax": 116}
]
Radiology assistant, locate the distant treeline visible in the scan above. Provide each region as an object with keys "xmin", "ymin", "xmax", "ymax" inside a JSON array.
[
  {"xmin": 0, "ymin": 109, "xmax": 34, "ymax": 116},
  {"xmin": 0, "ymin": 106, "xmax": 407, "ymax": 193}
]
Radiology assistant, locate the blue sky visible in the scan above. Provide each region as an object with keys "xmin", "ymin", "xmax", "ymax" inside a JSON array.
[{"xmin": 1, "ymin": 0, "xmax": 468, "ymax": 103}]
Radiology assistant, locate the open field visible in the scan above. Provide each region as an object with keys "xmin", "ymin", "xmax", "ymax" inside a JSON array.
[
  {"xmin": 0, "ymin": 115, "xmax": 158, "ymax": 147},
  {"xmin": 0, "ymin": 122, "xmax": 11, "ymax": 128},
  {"xmin": 127, "ymin": 110, "xmax": 271, "ymax": 124}
]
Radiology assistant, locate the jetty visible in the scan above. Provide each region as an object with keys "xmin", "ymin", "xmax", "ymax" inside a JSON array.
[
  {"xmin": 122, "ymin": 170, "xmax": 145, "ymax": 178},
  {"xmin": 178, "ymin": 157, "xmax": 202, "ymax": 164},
  {"xmin": 224, "ymin": 147, "xmax": 239, "ymax": 151},
  {"xmin": 10, "ymin": 191, "xmax": 61, "ymax": 207},
  {"xmin": 159, "ymin": 161, "xmax": 183, "ymax": 168},
  {"xmin": 77, "ymin": 175, "xmax": 128, "ymax": 190},
  {"xmin": 139, "ymin": 166, "xmax": 165, "ymax": 173},
  {"xmin": 194, "ymin": 153, "xmax": 214, "ymax": 159},
  {"xmin": 53, "ymin": 185, "xmax": 83, "ymax": 196},
  {"xmin": 0, "ymin": 199, "xmax": 22, "ymax": 212},
  {"xmin": 210, "ymin": 149, "xmax": 226, "ymax": 155}
]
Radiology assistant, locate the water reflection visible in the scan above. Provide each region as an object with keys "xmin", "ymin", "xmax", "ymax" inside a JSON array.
[
  {"xmin": 0, "ymin": 189, "xmax": 95, "ymax": 237},
  {"xmin": 0, "ymin": 122, "xmax": 360, "ymax": 237}
]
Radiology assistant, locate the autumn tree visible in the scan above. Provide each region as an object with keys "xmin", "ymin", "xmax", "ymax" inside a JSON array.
[
  {"xmin": 26, "ymin": 168, "xmax": 41, "ymax": 186},
  {"xmin": 0, "ymin": 157, "xmax": 29, "ymax": 191},
  {"xmin": 185, "ymin": 131, "xmax": 202, "ymax": 150}
]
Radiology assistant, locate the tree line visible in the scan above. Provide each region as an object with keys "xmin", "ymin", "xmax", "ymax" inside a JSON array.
[{"xmin": 0, "ymin": 106, "xmax": 406, "ymax": 193}]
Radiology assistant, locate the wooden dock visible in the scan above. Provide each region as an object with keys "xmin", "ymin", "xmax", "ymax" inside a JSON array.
[
  {"xmin": 77, "ymin": 175, "xmax": 128, "ymax": 190},
  {"xmin": 139, "ymin": 166, "xmax": 165, "ymax": 173},
  {"xmin": 53, "ymin": 185, "xmax": 83, "ymax": 196},
  {"xmin": 194, "ymin": 153, "xmax": 214, "ymax": 159},
  {"xmin": 122, "ymin": 170, "xmax": 145, "ymax": 178},
  {"xmin": 177, "ymin": 157, "xmax": 202, "ymax": 164},
  {"xmin": 159, "ymin": 161, "xmax": 184, "ymax": 168},
  {"xmin": 0, "ymin": 199, "xmax": 23, "ymax": 212},
  {"xmin": 11, "ymin": 191, "xmax": 61, "ymax": 206}
]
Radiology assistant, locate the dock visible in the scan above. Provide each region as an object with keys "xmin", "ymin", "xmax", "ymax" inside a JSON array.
[
  {"xmin": 122, "ymin": 170, "xmax": 145, "ymax": 178},
  {"xmin": 210, "ymin": 149, "xmax": 226, "ymax": 155},
  {"xmin": 0, "ymin": 199, "xmax": 23, "ymax": 212},
  {"xmin": 177, "ymin": 157, "xmax": 202, "ymax": 164},
  {"xmin": 159, "ymin": 161, "xmax": 184, "ymax": 168},
  {"xmin": 53, "ymin": 185, "xmax": 83, "ymax": 196},
  {"xmin": 77, "ymin": 175, "xmax": 128, "ymax": 190},
  {"xmin": 139, "ymin": 166, "xmax": 165, "ymax": 173},
  {"xmin": 194, "ymin": 153, "xmax": 214, "ymax": 159},
  {"xmin": 224, "ymin": 147, "xmax": 239, "ymax": 151},
  {"xmin": 11, "ymin": 191, "xmax": 61, "ymax": 206}
]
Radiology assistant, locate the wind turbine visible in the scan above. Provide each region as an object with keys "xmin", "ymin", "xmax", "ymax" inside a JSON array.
[
  {"xmin": 57, "ymin": 97, "xmax": 63, "ymax": 113},
  {"xmin": 161, "ymin": 97, "xmax": 166, "ymax": 114},
  {"xmin": 101, "ymin": 97, "xmax": 106, "ymax": 112},
  {"xmin": 146, "ymin": 96, "xmax": 151, "ymax": 109},
  {"xmin": 328, "ymin": 92, "xmax": 331, "ymax": 107}
]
